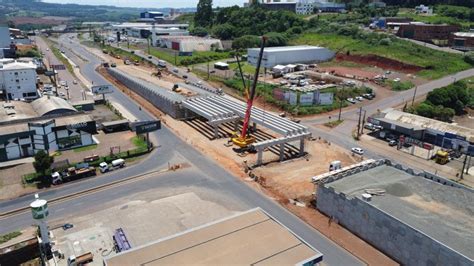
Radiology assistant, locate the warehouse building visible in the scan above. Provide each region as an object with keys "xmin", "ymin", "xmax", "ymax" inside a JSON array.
[
  {"xmin": 368, "ymin": 108, "xmax": 473, "ymax": 155},
  {"xmin": 154, "ymin": 36, "xmax": 223, "ymax": 55},
  {"xmin": 248, "ymin": 45, "xmax": 334, "ymax": 68},
  {"xmin": 0, "ymin": 59, "xmax": 38, "ymax": 100},
  {"xmin": 0, "ymin": 97, "xmax": 97, "ymax": 162},
  {"xmin": 314, "ymin": 159, "xmax": 473, "ymax": 266},
  {"xmin": 111, "ymin": 23, "xmax": 189, "ymax": 38},
  {"xmin": 104, "ymin": 208, "xmax": 323, "ymax": 265},
  {"xmin": 140, "ymin": 11, "xmax": 164, "ymax": 20},
  {"xmin": 0, "ymin": 114, "xmax": 96, "ymax": 162},
  {"xmin": 396, "ymin": 23, "xmax": 460, "ymax": 43},
  {"xmin": 449, "ymin": 32, "xmax": 474, "ymax": 51}
]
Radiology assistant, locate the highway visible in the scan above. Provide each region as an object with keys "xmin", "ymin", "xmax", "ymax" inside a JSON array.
[{"xmin": 0, "ymin": 34, "xmax": 364, "ymax": 265}]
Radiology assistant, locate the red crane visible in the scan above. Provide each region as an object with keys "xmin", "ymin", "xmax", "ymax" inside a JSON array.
[{"xmin": 232, "ymin": 36, "xmax": 267, "ymax": 148}]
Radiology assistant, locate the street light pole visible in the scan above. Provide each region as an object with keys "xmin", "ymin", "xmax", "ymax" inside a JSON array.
[
  {"xmin": 411, "ymin": 86, "xmax": 418, "ymax": 106},
  {"xmin": 338, "ymin": 85, "xmax": 344, "ymax": 121}
]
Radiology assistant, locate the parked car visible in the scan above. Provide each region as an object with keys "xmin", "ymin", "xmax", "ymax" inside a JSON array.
[
  {"xmin": 362, "ymin": 93, "xmax": 374, "ymax": 100},
  {"xmin": 364, "ymin": 123, "xmax": 375, "ymax": 130},
  {"xmin": 347, "ymin": 98, "xmax": 356, "ymax": 104},
  {"xmin": 355, "ymin": 96, "xmax": 364, "ymax": 101},
  {"xmin": 388, "ymin": 140, "xmax": 398, "ymax": 146},
  {"xmin": 172, "ymin": 68, "xmax": 179, "ymax": 73},
  {"xmin": 351, "ymin": 147, "xmax": 364, "ymax": 155},
  {"xmin": 373, "ymin": 125, "xmax": 383, "ymax": 130},
  {"xmin": 182, "ymin": 74, "xmax": 188, "ymax": 79},
  {"xmin": 148, "ymin": 55, "xmax": 152, "ymax": 59},
  {"xmin": 111, "ymin": 63, "xmax": 117, "ymax": 67},
  {"xmin": 72, "ymin": 80, "xmax": 78, "ymax": 84}
]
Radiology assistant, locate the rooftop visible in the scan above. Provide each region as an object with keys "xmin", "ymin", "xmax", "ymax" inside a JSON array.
[
  {"xmin": 104, "ymin": 208, "xmax": 322, "ymax": 265},
  {"xmin": 0, "ymin": 113, "xmax": 93, "ymax": 135},
  {"xmin": 381, "ymin": 108, "xmax": 473, "ymax": 142},
  {"xmin": 0, "ymin": 60, "xmax": 36, "ymax": 70},
  {"xmin": 453, "ymin": 32, "xmax": 474, "ymax": 38},
  {"xmin": 325, "ymin": 164, "xmax": 474, "ymax": 260}
]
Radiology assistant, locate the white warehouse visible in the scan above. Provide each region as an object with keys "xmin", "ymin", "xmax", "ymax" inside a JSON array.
[{"xmin": 247, "ymin": 45, "xmax": 335, "ymax": 69}]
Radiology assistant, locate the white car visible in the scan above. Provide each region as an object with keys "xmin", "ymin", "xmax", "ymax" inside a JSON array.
[
  {"xmin": 59, "ymin": 92, "xmax": 65, "ymax": 97},
  {"xmin": 351, "ymin": 147, "xmax": 364, "ymax": 155},
  {"xmin": 59, "ymin": 81, "xmax": 67, "ymax": 86},
  {"xmin": 72, "ymin": 80, "xmax": 78, "ymax": 84},
  {"xmin": 355, "ymin": 96, "xmax": 364, "ymax": 101},
  {"xmin": 347, "ymin": 98, "xmax": 356, "ymax": 104},
  {"xmin": 172, "ymin": 68, "xmax": 179, "ymax": 73}
]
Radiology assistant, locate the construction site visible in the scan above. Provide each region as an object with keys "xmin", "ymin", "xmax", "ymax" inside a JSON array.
[{"xmin": 99, "ymin": 44, "xmax": 359, "ymax": 205}]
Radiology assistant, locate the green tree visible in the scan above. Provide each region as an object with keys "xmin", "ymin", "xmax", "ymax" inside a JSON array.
[
  {"xmin": 190, "ymin": 26, "xmax": 208, "ymax": 37},
  {"xmin": 212, "ymin": 23, "xmax": 236, "ymax": 40},
  {"xmin": 266, "ymin": 32, "xmax": 288, "ymax": 47},
  {"xmin": 415, "ymin": 102, "xmax": 435, "ymax": 118},
  {"xmin": 232, "ymin": 35, "xmax": 260, "ymax": 49},
  {"xmin": 33, "ymin": 150, "xmax": 53, "ymax": 178},
  {"xmin": 195, "ymin": 0, "xmax": 213, "ymax": 27}
]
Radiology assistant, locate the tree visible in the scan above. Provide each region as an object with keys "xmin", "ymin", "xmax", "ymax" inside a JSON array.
[
  {"xmin": 33, "ymin": 150, "xmax": 53, "ymax": 178},
  {"xmin": 195, "ymin": 0, "xmax": 213, "ymax": 27},
  {"xmin": 190, "ymin": 26, "xmax": 208, "ymax": 37},
  {"xmin": 212, "ymin": 23, "xmax": 236, "ymax": 40},
  {"xmin": 265, "ymin": 32, "xmax": 288, "ymax": 47},
  {"xmin": 232, "ymin": 35, "xmax": 260, "ymax": 49}
]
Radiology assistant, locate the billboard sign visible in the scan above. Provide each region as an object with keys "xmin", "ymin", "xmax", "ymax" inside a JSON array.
[
  {"xmin": 299, "ymin": 92, "xmax": 314, "ymax": 106},
  {"xmin": 132, "ymin": 120, "xmax": 161, "ymax": 134},
  {"xmin": 51, "ymin": 64, "xmax": 66, "ymax": 70},
  {"xmin": 288, "ymin": 92, "xmax": 297, "ymax": 106},
  {"xmin": 318, "ymin": 93, "xmax": 334, "ymax": 105},
  {"xmin": 91, "ymin": 85, "xmax": 113, "ymax": 94}
]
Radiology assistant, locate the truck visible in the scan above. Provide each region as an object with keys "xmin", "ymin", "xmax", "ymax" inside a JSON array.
[
  {"xmin": 51, "ymin": 167, "xmax": 96, "ymax": 185},
  {"xmin": 99, "ymin": 158, "xmax": 125, "ymax": 173},
  {"xmin": 67, "ymin": 252, "xmax": 93, "ymax": 266},
  {"xmin": 329, "ymin": 160, "xmax": 342, "ymax": 171}
]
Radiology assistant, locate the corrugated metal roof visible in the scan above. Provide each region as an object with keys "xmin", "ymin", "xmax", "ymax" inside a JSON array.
[{"xmin": 31, "ymin": 96, "xmax": 77, "ymax": 116}]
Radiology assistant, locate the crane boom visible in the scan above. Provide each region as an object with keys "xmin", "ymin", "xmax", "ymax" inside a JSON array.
[{"xmin": 231, "ymin": 36, "xmax": 266, "ymax": 148}]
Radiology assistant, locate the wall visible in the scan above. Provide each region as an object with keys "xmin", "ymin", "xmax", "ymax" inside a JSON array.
[{"xmin": 316, "ymin": 185, "xmax": 472, "ymax": 265}]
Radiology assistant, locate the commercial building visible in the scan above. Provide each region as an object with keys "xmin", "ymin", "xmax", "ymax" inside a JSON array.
[
  {"xmin": 104, "ymin": 208, "xmax": 323, "ymax": 265},
  {"xmin": 260, "ymin": 0, "xmax": 345, "ymax": 14},
  {"xmin": 449, "ymin": 32, "xmax": 474, "ymax": 51},
  {"xmin": 396, "ymin": 23, "xmax": 461, "ymax": 43},
  {"xmin": 314, "ymin": 159, "xmax": 473, "ymax": 265},
  {"xmin": 369, "ymin": 108, "xmax": 474, "ymax": 155},
  {"xmin": 0, "ymin": 26, "xmax": 11, "ymax": 48},
  {"xmin": 153, "ymin": 36, "xmax": 223, "ymax": 55},
  {"xmin": 111, "ymin": 23, "xmax": 189, "ymax": 38},
  {"xmin": 0, "ymin": 59, "xmax": 38, "ymax": 100},
  {"xmin": 140, "ymin": 11, "xmax": 164, "ymax": 20},
  {"xmin": 248, "ymin": 45, "xmax": 335, "ymax": 68},
  {"xmin": 0, "ymin": 97, "xmax": 97, "ymax": 162}
]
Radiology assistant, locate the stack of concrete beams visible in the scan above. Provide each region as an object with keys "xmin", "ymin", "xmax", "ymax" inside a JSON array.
[
  {"xmin": 107, "ymin": 68, "xmax": 186, "ymax": 119},
  {"xmin": 182, "ymin": 97, "xmax": 239, "ymax": 126}
]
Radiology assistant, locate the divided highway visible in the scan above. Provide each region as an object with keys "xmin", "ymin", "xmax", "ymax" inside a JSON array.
[{"xmin": 0, "ymin": 35, "xmax": 364, "ymax": 265}]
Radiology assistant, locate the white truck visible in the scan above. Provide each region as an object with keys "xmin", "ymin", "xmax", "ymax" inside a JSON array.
[
  {"xmin": 329, "ymin": 160, "xmax": 342, "ymax": 171},
  {"xmin": 99, "ymin": 159, "xmax": 125, "ymax": 173},
  {"xmin": 158, "ymin": 60, "xmax": 166, "ymax": 68}
]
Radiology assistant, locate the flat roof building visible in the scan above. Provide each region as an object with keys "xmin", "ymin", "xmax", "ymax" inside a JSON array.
[
  {"xmin": 369, "ymin": 108, "xmax": 473, "ymax": 154},
  {"xmin": 248, "ymin": 45, "xmax": 335, "ymax": 68},
  {"xmin": 315, "ymin": 159, "xmax": 474, "ymax": 265},
  {"xmin": 104, "ymin": 208, "xmax": 323, "ymax": 265},
  {"xmin": 0, "ymin": 59, "xmax": 38, "ymax": 100},
  {"xmin": 154, "ymin": 36, "xmax": 222, "ymax": 55},
  {"xmin": 449, "ymin": 32, "xmax": 474, "ymax": 51}
]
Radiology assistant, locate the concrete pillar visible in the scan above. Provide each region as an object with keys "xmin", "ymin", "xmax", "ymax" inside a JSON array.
[
  {"xmin": 411, "ymin": 145, "xmax": 415, "ymax": 155},
  {"xmin": 252, "ymin": 122, "xmax": 257, "ymax": 133},
  {"xmin": 234, "ymin": 120, "xmax": 239, "ymax": 132},
  {"xmin": 280, "ymin": 143, "xmax": 285, "ymax": 161},
  {"xmin": 257, "ymin": 149, "xmax": 263, "ymax": 166},
  {"xmin": 300, "ymin": 138, "xmax": 305, "ymax": 156},
  {"xmin": 213, "ymin": 126, "xmax": 219, "ymax": 139}
]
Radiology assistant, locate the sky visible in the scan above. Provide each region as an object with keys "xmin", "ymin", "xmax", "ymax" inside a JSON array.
[{"xmin": 42, "ymin": 0, "xmax": 246, "ymax": 8}]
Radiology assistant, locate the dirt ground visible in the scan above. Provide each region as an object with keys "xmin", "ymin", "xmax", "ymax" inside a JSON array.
[
  {"xmin": 253, "ymin": 139, "xmax": 358, "ymax": 203},
  {"xmin": 101, "ymin": 67, "xmax": 398, "ymax": 266}
]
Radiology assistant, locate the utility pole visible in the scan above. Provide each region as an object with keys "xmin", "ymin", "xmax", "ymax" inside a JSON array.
[
  {"xmin": 147, "ymin": 36, "xmax": 151, "ymax": 55},
  {"xmin": 361, "ymin": 109, "xmax": 366, "ymax": 134},
  {"xmin": 207, "ymin": 60, "xmax": 210, "ymax": 80},
  {"xmin": 338, "ymin": 85, "xmax": 344, "ymax": 121},
  {"xmin": 460, "ymin": 153, "xmax": 469, "ymax": 180},
  {"xmin": 357, "ymin": 107, "xmax": 362, "ymax": 137},
  {"xmin": 411, "ymin": 86, "xmax": 418, "ymax": 106}
]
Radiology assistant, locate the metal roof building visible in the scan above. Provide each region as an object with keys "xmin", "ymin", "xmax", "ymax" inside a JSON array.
[
  {"xmin": 316, "ymin": 160, "xmax": 474, "ymax": 265},
  {"xmin": 248, "ymin": 45, "xmax": 335, "ymax": 68},
  {"xmin": 31, "ymin": 96, "xmax": 77, "ymax": 116},
  {"xmin": 104, "ymin": 208, "xmax": 323, "ymax": 265}
]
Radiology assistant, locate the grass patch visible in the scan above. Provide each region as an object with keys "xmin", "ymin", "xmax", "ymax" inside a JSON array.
[
  {"xmin": 0, "ymin": 231, "xmax": 22, "ymax": 244},
  {"xmin": 324, "ymin": 119, "xmax": 344, "ymax": 128},
  {"xmin": 388, "ymin": 80, "xmax": 415, "ymax": 91},
  {"xmin": 73, "ymin": 144, "xmax": 98, "ymax": 153},
  {"xmin": 131, "ymin": 136, "xmax": 148, "ymax": 150},
  {"xmin": 292, "ymin": 33, "xmax": 472, "ymax": 80},
  {"xmin": 149, "ymin": 48, "xmax": 231, "ymax": 66}
]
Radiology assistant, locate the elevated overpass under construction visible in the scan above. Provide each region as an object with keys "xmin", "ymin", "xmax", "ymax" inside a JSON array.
[{"xmin": 106, "ymin": 67, "xmax": 311, "ymax": 165}]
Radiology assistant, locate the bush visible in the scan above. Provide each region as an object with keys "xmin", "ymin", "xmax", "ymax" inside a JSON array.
[
  {"xmin": 232, "ymin": 35, "xmax": 260, "ymax": 49},
  {"xmin": 464, "ymin": 52, "xmax": 474, "ymax": 65},
  {"xmin": 190, "ymin": 26, "xmax": 208, "ymax": 37},
  {"xmin": 379, "ymin": 38, "xmax": 391, "ymax": 46},
  {"xmin": 212, "ymin": 23, "xmax": 236, "ymax": 40}
]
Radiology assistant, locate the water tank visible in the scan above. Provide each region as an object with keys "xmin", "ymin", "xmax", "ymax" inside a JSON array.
[{"xmin": 30, "ymin": 195, "xmax": 49, "ymax": 220}]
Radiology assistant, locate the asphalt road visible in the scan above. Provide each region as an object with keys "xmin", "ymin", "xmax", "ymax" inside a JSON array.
[{"xmin": 0, "ymin": 35, "xmax": 364, "ymax": 266}]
